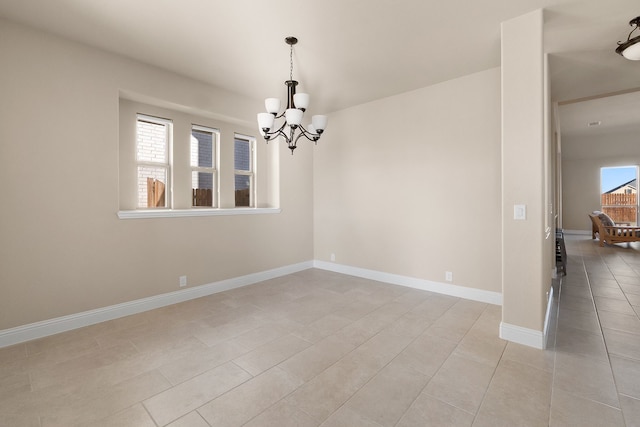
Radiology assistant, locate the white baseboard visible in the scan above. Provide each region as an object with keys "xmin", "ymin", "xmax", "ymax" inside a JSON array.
[
  {"xmin": 499, "ymin": 322, "xmax": 545, "ymax": 349},
  {"xmin": 1, "ymin": 260, "xmax": 505, "ymax": 349},
  {"xmin": 313, "ymin": 261, "xmax": 503, "ymax": 305},
  {"xmin": 499, "ymin": 284, "xmax": 553, "ymax": 350},
  {"xmin": 0, "ymin": 262, "xmax": 313, "ymax": 349}
]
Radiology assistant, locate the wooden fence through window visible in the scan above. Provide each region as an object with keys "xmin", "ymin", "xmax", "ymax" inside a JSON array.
[
  {"xmin": 193, "ymin": 188, "xmax": 213, "ymax": 207},
  {"xmin": 147, "ymin": 178, "xmax": 165, "ymax": 207},
  {"xmin": 602, "ymin": 193, "xmax": 637, "ymax": 224},
  {"xmin": 235, "ymin": 188, "xmax": 250, "ymax": 207}
]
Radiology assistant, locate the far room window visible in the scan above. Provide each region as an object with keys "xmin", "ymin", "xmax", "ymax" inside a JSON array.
[
  {"xmin": 136, "ymin": 114, "xmax": 171, "ymax": 208},
  {"xmin": 234, "ymin": 134, "xmax": 255, "ymax": 207},
  {"xmin": 191, "ymin": 125, "xmax": 219, "ymax": 207},
  {"xmin": 601, "ymin": 165, "xmax": 639, "ymax": 226}
]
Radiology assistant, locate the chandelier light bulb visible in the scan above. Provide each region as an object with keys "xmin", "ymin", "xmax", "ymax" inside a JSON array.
[
  {"xmin": 312, "ymin": 115, "xmax": 328, "ymax": 133},
  {"xmin": 285, "ymin": 108, "xmax": 303, "ymax": 126},
  {"xmin": 257, "ymin": 112, "xmax": 275, "ymax": 132},
  {"xmin": 265, "ymin": 98, "xmax": 281, "ymax": 114},
  {"xmin": 293, "ymin": 93, "xmax": 310, "ymax": 111}
]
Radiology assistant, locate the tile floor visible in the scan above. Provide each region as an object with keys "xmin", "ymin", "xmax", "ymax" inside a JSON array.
[{"xmin": 0, "ymin": 234, "xmax": 639, "ymax": 426}]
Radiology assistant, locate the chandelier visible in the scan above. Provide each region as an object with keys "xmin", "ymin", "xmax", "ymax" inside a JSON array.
[
  {"xmin": 257, "ymin": 36, "xmax": 328, "ymax": 154},
  {"xmin": 616, "ymin": 16, "xmax": 640, "ymax": 60}
]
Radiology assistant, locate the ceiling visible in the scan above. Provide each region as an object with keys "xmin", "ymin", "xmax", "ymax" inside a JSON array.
[
  {"xmin": 544, "ymin": 1, "xmax": 640, "ymax": 137},
  {"xmin": 0, "ymin": 0, "xmax": 639, "ymax": 132},
  {"xmin": 558, "ymin": 90, "xmax": 640, "ymax": 137}
]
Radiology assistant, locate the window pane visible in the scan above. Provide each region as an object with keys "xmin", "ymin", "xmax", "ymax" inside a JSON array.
[
  {"xmin": 192, "ymin": 171, "xmax": 214, "ymax": 207},
  {"xmin": 235, "ymin": 174, "xmax": 250, "ymax": 207},
  {"xmin": 137, "ymin": 120, "xmax": 167, "ymax": 163},
  {"xmin": 138, "ymin": 166, "xmax": 167, "ymax": 208},
  {"xmin": 234, "ymin": 139, "xmax": 251, "ymax": 171},
  {"xmin": 191, "ymin": 130, "xmax": 213, "ymax": 168}
]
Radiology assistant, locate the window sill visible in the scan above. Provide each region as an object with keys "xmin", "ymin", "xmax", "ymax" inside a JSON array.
[{"xmin": 117, "ymin": 207, "xmax": 281, "ymax": 219}]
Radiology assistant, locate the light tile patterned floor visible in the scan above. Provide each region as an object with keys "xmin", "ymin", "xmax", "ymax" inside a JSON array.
[{"xmin": 1, "ymin": 234, "xmax": 639, "ymax": 426}]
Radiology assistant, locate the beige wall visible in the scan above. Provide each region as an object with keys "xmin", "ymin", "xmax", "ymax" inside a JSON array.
[
  {"xmin": 313, "ymin": 68, "xmax": 502, "ymax": 293},
  {"xmin": 0, "ymin": 19, "xmax": 313, "ymax": 330},
  {"xmin": 562, "ymin": 130, "xmax": 640, "ymax": 231},
  {"xmin": 501, "ymin": 9, "xmax": 551, "ymax": 335}
]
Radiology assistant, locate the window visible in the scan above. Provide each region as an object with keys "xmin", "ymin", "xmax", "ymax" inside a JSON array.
[
  {"xmin": 119, "ymin": 98, "xmax": 279, "ymax": 218},
  {"xmin": 601, "ymin": 166, "xmax": 638, "ymax": 226},
  {"xmin": 136, "ymin": 114, "xmax": 171, "ymax": 208},
  {"xmin": 234, "ymin": 134, "xmax": 255, "ymax": 207},
  {"xmin": 191, "ymin": 125, "xmax": 219, "ymax": 207}
]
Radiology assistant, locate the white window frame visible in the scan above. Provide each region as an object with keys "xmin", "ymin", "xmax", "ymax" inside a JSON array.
[
  {"xmin": 234, "ymin": 134, "xmax": 256, "ymax": 208},
  {"xmin": 191, "ymin": 124, "xmax": 220, "ymax": 208},
  {"xmin": 136, "ymin": 114, "xmax": 172, "ymax": 209}
]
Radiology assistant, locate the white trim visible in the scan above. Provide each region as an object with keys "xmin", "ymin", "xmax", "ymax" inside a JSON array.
[
  {"xmin": 1, "ymin": 260, "xmax": 505, "ymax": 349},
  {"xmin": 313, "ymin": 261, "xmax": 502, "ymax": 305},
  {"xmin": 499, "ymin": 322, "xmax": 545, "ymax": 349},
  {"xmin": 192, "ymin": 124, "xmax": 220, "ymax": 133},
  {"xmin": 563, "ymin": 229, "xmax": 590, "ymax": 235},
  {"xmin": 117, "ymin": 207, "xmax": 281, "ymax": 219},
  {"xmin": 0, "ymin": 262, "xmax": 312, "ymax": 348}
]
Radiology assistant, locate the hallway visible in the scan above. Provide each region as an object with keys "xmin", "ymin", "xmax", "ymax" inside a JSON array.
[{"xmin": 553, "ymin": 235, "xmax": 640, "ymax": 425}]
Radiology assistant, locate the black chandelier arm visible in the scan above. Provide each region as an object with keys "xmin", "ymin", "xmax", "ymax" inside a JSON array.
[
  {"xmin": 272, "ymin": 120, "xmax": 287, "ymax": 136},
  {"xmin": 618, "ymin": 16, "xmax": 640, "ymax": 45},
  {"xmin": 262, "ymin": 123, "xmax": 321, "ymax": 148},
  {"xmin": 627, "ymin": 17, "xmax": 640, "ymax": 40},
  {"xmin": 618, "ymin": 30, "xmax": 640, "ymax": 46},
  {"xmin": 616, "ymin": 34, "xmax": 640, "ymax": 55},
  {"xmin": 297, "ymin": 124, "xmax": 321, "ymax": 142},
  {"xmin": 262, "ymin": 119, "xmax": 288, "ymax": 141},
  {"xmin": 263, "ymin": 128, "xmax": 290, "ymax": 143}
]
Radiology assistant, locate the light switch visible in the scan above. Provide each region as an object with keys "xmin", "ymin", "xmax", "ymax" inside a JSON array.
[{"xmin": 514, "ymin": 204, "xmax": 526, "ymax": 220}]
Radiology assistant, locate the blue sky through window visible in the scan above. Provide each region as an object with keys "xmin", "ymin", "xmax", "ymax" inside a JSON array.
[{"xmin": 601, "ymin": 166, "xmax": 637, "ymax": 193}]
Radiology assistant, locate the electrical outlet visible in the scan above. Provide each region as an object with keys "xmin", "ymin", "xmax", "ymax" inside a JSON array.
[
  {"xmin": 445, "ymin": 271, "xmax": 453, "ymax": 282},
  {"xmin": 179, "ymin": 275, "xmax": 187, "ymax": 287},
  {"xmin": 330, "ymin": 253, "xmax": 336, "ymax": 262}
]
